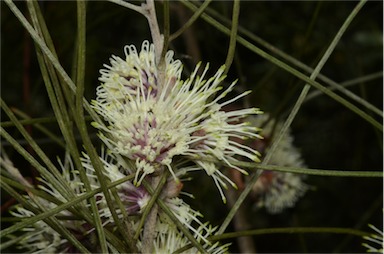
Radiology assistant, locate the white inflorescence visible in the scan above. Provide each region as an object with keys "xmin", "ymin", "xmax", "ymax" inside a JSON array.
[
  {"xmin": 362, "ymin": 224, "xmax": 383, "ymax": 253},
  {"xmin": 249, "ymin": 113, "xmax": 308, "ymax": 214},
  {"xmin": 10, "ymin": 205, "xmax": 66, "ymax": 253},
  {"xmin": 10, "ymin": 149, "xmax": 227, "ymax": 253},
  {"xmin": 10, "ymin": 154, "xmax": 98, "ymax": 253},
  {"xmin": 92, "ymin": 40, "xmax": 262, "ymax": 201},
  {"xmin": 151, "ymin": 220, "xmax": 230, "ymax": 254},
  {"xmin": 8, "ymin": 41, "xmax": 263, "ymax": 253},
  {"xmin": 81, "ymin": 148, "xmax": 228, "ymax": 252}
]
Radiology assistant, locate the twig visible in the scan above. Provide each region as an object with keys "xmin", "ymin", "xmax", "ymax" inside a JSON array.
[
  {"xmin": 225, "ymin": 187, "xmax": 256, "ymax": 253},
  {"xmin": 141, "ymin": 175, "xmax": 162, "ymax": 253},
  {"xmin": 106, "ymin": 0, "xmax": 146, "ymax": 15},
  {"xmin": 223, "ymin": 0, "xmax": 240, "ymax": 75},
  {"xmin": 144, "ymin": 0, "xmax": 164, "ymax": 65},
  {"xmin": 218, "ymin": 0, "xmax": 370, "ymax": 235}
]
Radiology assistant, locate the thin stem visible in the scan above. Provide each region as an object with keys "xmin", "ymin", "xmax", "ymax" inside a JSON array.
[
  {"xmin": 160, "ymin": 0, "xmax": 170, "ymax": 63},
  {"xmin": 265, "ymin": 0, "xmax": 368, "ymax": 166},
  {"xmin": 141, "ymin": 175, "xmax": 163, "ymax": 253},
  {"xmin": 188, "ymin": 0, "xmax": 383, "ymax": 118},
  {"xmin": 144, "ymin": 181, "xmax": 208, "ymax": 254},
  {"xmin": 10, "ymin": 108, "xmax": 65, "ymax": 148},
  {"xmin": 72, "ymin": 35, "xmax": 135, "ymax": 254},
  {"xmin": 28, "ymin": 5, "xmax": 123, "ymax": 247},
  {"xmin": 0, "ymin": 148, "xmax": 33, "ymax": 189},
  {"xmin": 1, "ymin": 180, "xmax": 91, "ymax": 253},
  {"xmin": 27, "ymin": 0, "xmax": 77, "ymax": 158},
  {"xmin": 305, "ymin": 71, "xmax": 383, "ymax": 103},
  {"xmin": 0, "ymin": 100, "xmax": 72, "ymax": 200},
  {"xmin": 224, "ymin": 0, "xmax": 240, "ymax": 75},
  {"xmin": 219, "ymin": 0, "xmax": 369, "ymax": 235},
  {"xmin": 144, "ymin": 0, "xmax": 167, "ymax": 105},
  {"xmin": 106, "ymin": 0, "xmax": 145, "ymax": 15},
  {"xmin": 0, "ymin": 174, "xmax": 134, "ymax": 238},
  {"xmin": 1, "ymin": 116, "xmax": 55, "ymax": 127},
  {"xmin": 135, "ymin": 171, "xmax": 169, "ymax": 240},
  {"xmin": 144, "ymin": 0, "xmax": 163, "ymax": 65},
  {"xmin": 215, "ymin": 227, "xmax": 369, "ymax": 241},
  {"xmin": 1, "ymin": 115, "xmax": 93, "ymax": 127},
  {"xmin": 181, "ymin": 0, "xmax": 382, "ymax": 130},
  {"xmin": 5, "ymin": 0, "xmax": 103, "ymax": 126},
  {"xmin": 169, "ymin": 0, "xmax": 213, "ymax": 42},
  {"xmin": 235, "ymin": 162, "xmax": 383, "ymax": 178},
  {"xmin": 196, "ymin": 156, "xmax": 383, "ymax": 177},
  {"xmin": 28, "ymin": 1, "xmax": 111, "ymax": 251},
  {"xmin": 74, "ymin": 1, "xmax": 108, "ymax": 253},
  {"xmin": 175, "ymin": 227, "xmax": 369, "ymax": 253}
]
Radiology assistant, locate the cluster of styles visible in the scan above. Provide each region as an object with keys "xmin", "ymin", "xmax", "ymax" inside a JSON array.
[{"xmin": 9, "ymin": 41, "xmax": 309, "ymax": 253}]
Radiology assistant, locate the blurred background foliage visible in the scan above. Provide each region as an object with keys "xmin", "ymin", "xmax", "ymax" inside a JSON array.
[{"xmin": 1, "ymin": 1, "xmax": 382, "ymax": 253}]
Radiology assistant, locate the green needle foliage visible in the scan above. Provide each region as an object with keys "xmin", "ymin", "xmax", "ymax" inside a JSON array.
[{"xmin": 1, "ymin": 1, "xmax": 382, "ymax": 253}]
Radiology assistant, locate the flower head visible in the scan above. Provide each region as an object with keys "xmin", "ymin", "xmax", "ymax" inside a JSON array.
[
  {"xmin": 81, "ymin": 149, "xmax": 150, "ymax": 217},
  {"xmin": 81, "ymin": 148, "xmax": 227, "ymax": 253},
  {"xmin": 151, "ymin": 220, "xmax": 230, "ymax": 254},
  {"xmin": 248, "ymin": 114, "xmax": 308, "ymax": 213},
  {"xmin": 362, "ymin": 224, "xmax": 383, "ymax": 253},
  {"xmin": 9, "ymin": 147, "xmax": 224, "ymax": 253},
  {"xmin": 132, "ymin": 198, "xmax": 229, "ymax": 254},
  {"xmin": 97, "ymin": 40, "xmax": 182, "ymax": 102},
  {"xmin": 9, "ymin": 154, "xmax": 100, "ymax": 253},
  {"xmin": 10, "ymin": 205, "xmax": 66, "ymax": 253},
  {"xmin": 92, "ymin": 41, "xmax": 185, "ymax": 184},
  {"xmin": 92, "ymin": 41, "xmax": 262, "ymax": 202}
]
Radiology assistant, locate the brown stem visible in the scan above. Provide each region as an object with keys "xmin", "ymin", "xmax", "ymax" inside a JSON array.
[
  {"xmin": 141, "ymin": 175, "xmax": 161, "ymax": 253},
  {"xmin": 144, "ymin": 0, "xmax": 163, "ymax": 65},
  {"xmin": 226, "ymin": 187, "xmax": 257, "ymax": 253}
]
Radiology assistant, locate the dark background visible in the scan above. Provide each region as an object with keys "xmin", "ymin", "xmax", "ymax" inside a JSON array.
[{"xmin": 2, "ymin": 1, "xmax": 382, "ymax": 253}]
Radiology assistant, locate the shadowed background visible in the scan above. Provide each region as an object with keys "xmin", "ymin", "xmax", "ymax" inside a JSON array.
[{"xmin": 1, "ymin": 1, "xmax": 382, "ymax": 253}]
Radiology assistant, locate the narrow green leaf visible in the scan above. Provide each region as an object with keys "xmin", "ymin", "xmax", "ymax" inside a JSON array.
[
  {"xmin": 181, "ymin": 0, "xmax": 382, "ymax": 131},
  {"xmin": 135, "ymin": 171, "xmax": 168, "ymax": 240},
  {"xmin": 213, "ymin": 227, "xmax": 370, "ymax": 241},
  {"xmin": 223, "ymin": 0, "xmax": 240, "ymax": 75},
  {"xmin": 5, "ymin": 0, "xmax": 104, "ymax": 126},
  {"xmin": 1, "ymin": 180, "xmax": 90, "ymax": 253},
  {"xmin": 219, "ymin": 0, "xmax": 373, "ymax": 235},
  {"xmin": 186, "ymin": 1, "xmax": 383, "ymax": 118},
  {"xmin": 0, "ymin": 101, "xmax": 73, "ymax": 200},
  {"xmin": 175, "ymin": 227, "xmax": 369, "ymax": 253},
  {"xmin": 1, "ymin": 116, "xmax": 59, "ymax": 127},
  {"xmin": 74, "ymin": 1, "xmax": 108, "ymax": 252},
  {"xmin": 239, "ymin": 162, "xmax": 383, "ymax": 178},
  {"xmin": 11, "ymin": 108, "xmax": 65, "ymax": 149},
  {"xmin": 106, "ymin": 0, "xmax": 145, "ymax": 15},
  {"xmin": 143, "ymin": 180, "xmax": 208, "ymax": 254},
  {"xmin": 160, "ymin": 0, "xmax": 170, "ymax": 62},
  {"xmin": 0, "ymin": 174, "xmax": 134, "ymax": 249},
  {"xmin": 169, "ymin": 0, "xmax": 213, "ymax": 42}
]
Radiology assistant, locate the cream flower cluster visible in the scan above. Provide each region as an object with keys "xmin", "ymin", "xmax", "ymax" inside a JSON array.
[
  {"xmin": 10, "ymin": 151, "xmax": 229, "ymax": 253},
  {"xmin": 249, "ymin": 113, "xmax": 308, "ymax": 214},
  {"xmin": 11, "ymin": 205, "xmax": 73, "ymax": 253},
  {"xmin": 92, "ymin": 40, "xmax": 262, "ymax": 201},
  {"xmin": 151, "ymin": 221, "xmax": 230, "ymax": 254},
  {"xmin": 9, "ymin": 41, "xmax": 261, "ymax": 253},
  {"xmin": 82, "ymin": 150, "xmax": 229, "ymax": 253},
  {"xmin": 362, "ymin": 224, "xmax": 383, "ymax": 253},
  {"xmin": 9, "ymin": 155, "xmax": 99, "ymax": 253}
]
